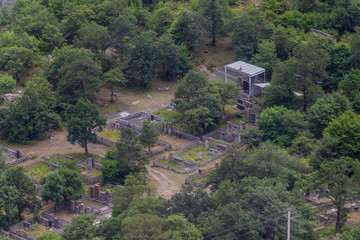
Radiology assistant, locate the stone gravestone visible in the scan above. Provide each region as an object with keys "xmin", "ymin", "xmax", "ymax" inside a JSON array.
[
  {"xmin": 198, "ymin": 169, "xmax": 203, "ymax": 178},
  {"xmin": 54, "ymin": 217, "xmax": 58, "ymax": 229},
  {"xmin": 23, "ymin": 222, "xmax": 31, "ymax": 230},
  {"xmin": 147, "ymin": 109, "xmax": 151, "ymax": 118},
  {"xmin": 80, "ymin": 203, "xmax": 84, "ymax": 214},
  {"xmin": 105, "ymin": 190, "xmax": 110, "ymax": 204},
  {"xmin": 100, "ymin": 192, "xmax": 106, "ymax": 202},
  {"xmin": 210, "ymin": 149, "xmax": 218, "ymax": 156},
  {"xmin": 215, "ymin": 162, "xmax": 219, "ymax": 169},
  {"xmin": 15, "ymin": 150, "xmax": 21, "ymax": 159},
  {"xmin": 198, "ymin": 148, "xmax": 202, "ymax": 159},
  {"xmin": 205, "ymin": 141, "xmax": 209, "ymax": 149},
  {"xmin": 88, "ymin": 159, "xmax": 93, "ymax": 173},
  {"xmin": 76, "ymin": 205, "xmax": 80, "ymax": 215},
  {"xmin": 245, "ymin": 109, "xmax": 251, "ymax": 123},
  {"xmin": 235, "ymin": 132, "xmax": 241, "ymax": 143},
  {"xmin": 251, "ymin": 113, "xmax": 256, "ymax": 124},
  {"xmin": 90, "ymin": 186, "xmax": 95, "ymax": 199},
  {"xmin": 85, "ymin": 207, "xmax": 90, "ymax": 215},
  {"xmin": 95, "ymin": 184, "xmax": 100, "ymax": 200},
  {"xmin": 239, "ymin": 121, "xmax": 244, "ymax": 131},
  {"xmin": 168, "ymin": 123, "xmax": 172, "ymax": 134},
  {"xmin": 70, "ymin": 200, "xmax": 76, "ymax": 213},
  {"xmin": 169, "ymin": 153, "xmax": 174, "ymax": 163}
]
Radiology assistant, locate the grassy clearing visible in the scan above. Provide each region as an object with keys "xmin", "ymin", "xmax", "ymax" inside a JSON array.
[
  {"xmin": 25, "ymin": 162, "xmax": 51, "ymax": 179},
  {"xmin": 159, "ymin": 158, "xmax": 186, "ymax": 169},
  {"xmin": 97, "ymin": 77, "xmax": 177, "ymax": 115},
  {"xmin": 66, "ymin": 152, "xmax": 103, "ymax": 163},
  {"xmin": 50, "ymin": 157, "xmax": 75, "ymax": 166},
  {"xmin": 179, "ymin": 144, "xmax": 212, "ymax": 162},
  {"xmin": 193, "ymin": 37, "xmax": 236, "ymax": 71},
  {"xmin": 86, "ymin": 168, "xmax": 102, "ymax": 177},
  {"xmin": 153, "ymin": 109, "xmax": 183, "ymax": 122},
  {"xmin": 191, "ymin": 176, "xmax": 208, "ymax": 184},
  {"xmin": 96, "ymin": 128, "xmax": 121, "ymax": 142}
]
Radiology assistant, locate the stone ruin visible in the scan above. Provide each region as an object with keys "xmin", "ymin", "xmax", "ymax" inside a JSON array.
[
  {"xmin": 237, "ymin": 98, "xmax": 259, "ymax": 124},
  {"xmin": 113, "ymin": 110, "xmax": 164, "ymax": 131},
  {"xmin": 216, "ymin": 121, "xmax": 245, "ymax": 142}
]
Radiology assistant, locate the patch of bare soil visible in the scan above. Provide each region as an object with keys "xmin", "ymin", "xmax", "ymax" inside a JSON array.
[
  {"xmin": 159, "ymin": 134, "xmax": 190, "ymax": 147},
  {"xmin": 53, "ymin": 209, "xmax": 74, "ymax": 222}
]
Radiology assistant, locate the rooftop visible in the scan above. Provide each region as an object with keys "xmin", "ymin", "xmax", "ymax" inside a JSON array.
[{"xmin": 226, "ymin": 61, "xmax": 265, "ymax": 77}]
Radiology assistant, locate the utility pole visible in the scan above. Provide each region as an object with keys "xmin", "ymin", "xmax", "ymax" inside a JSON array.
[{"xmin": 287, "ymin": 211, "xmax": 291, "ymax": 240}]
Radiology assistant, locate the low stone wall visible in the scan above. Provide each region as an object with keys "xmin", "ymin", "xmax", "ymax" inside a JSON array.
[
  {"xmin": 153, "ymin": 160, "xmax": 198, "ymax": 174},
  {"xmin": 143, "ymin": 140, "xmax": 171, "ymax": 157},
  {"xmin": 97, "ymin": 135, "xmax": 115, "ymax": 147},
  {"xmin": 0, "ymin": 229, "xmax": 28, "ymax": 240},
  {"xmin": 82, "ymin": 174, "xmax": 102, "ymax": 184},
  {"xmin": 185, "ymin": 174, "xmax": 206, "ymax": 188},
  {"xmin": 1, "ymin": 146, "xmax": 29, "ymax": 166}
]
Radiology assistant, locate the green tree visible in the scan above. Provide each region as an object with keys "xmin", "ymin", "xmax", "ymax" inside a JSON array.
[
  {"xmin": 0, "ymin": 175, "xmax": 19, "ymax": 229},
  {"xmin": 198, "ymin": 0, "xmax": 225, "ymax": 46},
  {"xmin": 264, "ymin": 40, "xmax": 328, "ymax": 111},
  {"xmin": 323, "ymin": 110, "xmax": 360, "ymax": 159},
  {"xmin": 0, "ymin": 77, "xmax": 61, "ymax": 143},
  {"xmin": 258, "ymin": 106, "xmax": 309, "ymax": 147},
  {"xmin": 66, "ymin": 98, "xmax": 106, "ymax": 154},
  {"xmin": 168, "ymin": 185, "xmax": 212, "ymax": 224},
  {"xmin": 112, "ymin": 173, "xmax": 153, "ymax": 215},
  {"xmin": 169, "ymin": 9, "xmax": 203, "ymax": 50},
  {"xmin": 57, "ymin": 165, "xmax": 83, "ymax": 203},
  {"xmin": 110, "ymin": 11, "xmax": 136, "ymax": 59},
  {"xmin": 148, "ymin": 6, "xmax": 175, "ymax": 36},
  {"xmin": 339, "ymin": 69, "xmax": 360, "ymax": 102},
  {"xmin": 38, "ymin": 232, "xmax": 62, "ymax": 240},
  {"xmin": 309, "ymin": 136, "xmax": 342, "ymax": 170},
  {"xmin": 48, "ymin": 46, "xmax": 102, "ymax": 103},
  {"xmin": 251, "ymin": 40, "xmax": 280, "ymax": 80},
  {"xmin": 4, "ymin": 167, "xmax": 41, "ymax": 221},
  {"xmin": 307, "ymin": 92, "xmax": 352, "ymax": 138},
  {"xmin": 308, "ymin": 157, "xmax": 360, "ymax": 233},
  {"xmin": 183, "ymin": 107, "xmax": 214, "ymax": 134},
  {"xmin": 62, "ymin": 215, "xmax": 96, "ymax": 240},
  {"xmin": 205, "ymin": 80, "xmax": 239, "ymax": 113},
  {"xmin": 350, "ymin": 27, "xmax": 360, "ymax": 68},
  {"xmin": 139, "ymin": 119, "xmax": 159, "ymax": 154},
  {"xmin": 0, "ymin": 46, "xmax": 35, "ymax": 79},
  {"xmin": 231, "ymin": 8, "xmax": 273, "ymax": 60},
  {"xmin": 77, "ymin": 21, "xmax": 110, "ymax": 52},
  {"xmin": 125, "ymin": 31, "xmax": 159, "ymax": 89},
  {"xmin": 102, "ymin": 127, "xmax": 148, "ymax": 184},
  {"xmin": 341, "ymin": 224, "xmax": 360, "ymax": 240},
  {"xmin": 158, "ymin": 35, "xmax": 192, "ymax": 81},
  {"xmin": 41, "ymin": 171, "xmax": 65, "ymax": 206},
  {"xmin": 103, "ymin": 67, "xmax": 127, "ymax": 102},
  {"xmin": 174, "ymin": 70, "xmax": 207, "ymax": 102},
  {"xmin": 0, "ymin": 74, "xmax": 16, "ymax": 95}
]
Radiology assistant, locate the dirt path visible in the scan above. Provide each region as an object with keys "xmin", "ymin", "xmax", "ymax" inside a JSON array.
[{"xmin": 146, "ymin": 156, "xmax": 223, "ymax": 199}]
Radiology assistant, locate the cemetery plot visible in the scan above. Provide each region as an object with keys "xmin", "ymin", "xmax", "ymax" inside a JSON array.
[
  {"xmin": 158, "ymin": 134, "xmax": 190, "ymax": 147},
  {"xmin": 17, "ymin": 224, "xmax": 54, "ymax": 239},
  {"xmin": 158, "ymin": 158, "xmax": 187, "ymax": 169},
  {"xmin": 179, "ymin": 144, "xmax": 212, "ymax": 162},
  {"xmin": 25, "ymin": 162, "xmax": 51, "ymax": 179},
  {"xmin": 53, "ymin": 209, "xmax": 74, "ymax": 222},
  {"xmin": 96, "ymin": 128, "xmax": 121, "ymax": 142},
  {"xmin": 153, "ymin": 109, "xmax": 182, "ymax": 122}
]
